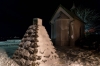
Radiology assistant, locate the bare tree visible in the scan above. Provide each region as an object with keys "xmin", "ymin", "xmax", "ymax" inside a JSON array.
[{"xmin": 72, "ymin": 7, "xmax": 100, "ymax": 32}]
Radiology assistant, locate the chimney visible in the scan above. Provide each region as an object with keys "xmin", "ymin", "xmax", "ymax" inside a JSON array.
[{"xmin": 70, "ymin": 1, "xmax": 76, "ymax": 11}]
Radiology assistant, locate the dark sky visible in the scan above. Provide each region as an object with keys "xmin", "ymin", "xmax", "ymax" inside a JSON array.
[{"xmin": 0, "ymin": 0, "xmax": 100, "ymax": 38}]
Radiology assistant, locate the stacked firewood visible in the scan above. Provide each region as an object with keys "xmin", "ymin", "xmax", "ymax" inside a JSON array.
[
  {"xmin": 12, "ymin": 25, "xmax": 39, "ymax": 66},
  {"xmin": 12, "ymin": 18, "xmax": 61, "ymax": 66}
]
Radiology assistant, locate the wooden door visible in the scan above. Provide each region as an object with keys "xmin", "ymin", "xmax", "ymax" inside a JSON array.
[{"xmin": 55, "ymin": 19, "xmax": 70, "ymax": 46}]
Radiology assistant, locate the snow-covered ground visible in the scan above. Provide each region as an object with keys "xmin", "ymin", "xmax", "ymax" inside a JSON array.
[
  {"xmin": 1, "ymin": 45, "xmax": 100, "ymax": 66},
  {"xmin": 55, "ymin": 46, "xmax": 100, "ymax": 66},
  {"xmin": 0, "ymin": 17, "xmax": 100, "ymax": 66},
  {"xmin": 0, "ymin": 39, "xmax": 21, "ymax": 46},
  {"xmin": 0, "ymin": 48, "xmax": 19, "ymax": 66},
  {"xmin": 0, "ymin": 40, "xmax": 21, "ymax": 57},
  {"xmin": 0, "ymin": 46, "xmax": 18, "ymax": 57},
  {"xmin": 0, "ymin": 40, "xmax": 20, "ymax": 57}
]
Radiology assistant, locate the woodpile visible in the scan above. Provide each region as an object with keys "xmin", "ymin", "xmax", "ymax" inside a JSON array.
[
  {"xmin": 12, "ymin": 18, "xmax": 61, "ymax": 66},
  {"xmin": 12, "ymin": 25, "xmax": 39, "ymax": 66}
]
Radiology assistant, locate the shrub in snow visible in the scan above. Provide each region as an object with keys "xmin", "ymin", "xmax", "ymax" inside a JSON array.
[{"xmin": 0, "ymin": 48, "xmax": 19, "ymax": 66}]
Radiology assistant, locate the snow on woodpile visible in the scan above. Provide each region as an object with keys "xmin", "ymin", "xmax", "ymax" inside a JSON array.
[
  {"xmin": 12, "ymin": 18, "xmax": 63, "ymax": 66},
  {"xmin": 6, "ymin": 40, "xmax": 21, "ymax": 43},
  {"xmin": 0, "ymin": 48, "xmax": 19, "ymax": 66}
]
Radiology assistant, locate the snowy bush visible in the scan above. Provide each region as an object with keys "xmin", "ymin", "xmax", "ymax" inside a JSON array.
[{"xmin": 0, "ymin": 48, "xmax": 19, "ymax": 66}]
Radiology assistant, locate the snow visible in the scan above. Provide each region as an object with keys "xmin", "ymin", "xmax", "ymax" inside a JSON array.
[
  {"xmin": 0, "ymin": 39, "xmax": 21, "ymax": 46},
  {"xmin": 7, "ymin": 40, "xmax": 21, "ymax": 43},
  {"xmin": 55, "ymin": 45, "xmax": 100, "ymax": 66},
  {"xmin": 35, "ymin": 24, "xmax": 60, "ymax": 66},
  {"xmin": 71, "ymin": 35, "xmax": 74, "ymax": 39},
  {"xmin": 10, "ymin": 18, "xmax": 100, "ymax": 66},
  {"xmin": 0, "ymin": 48, "xmax": 19, "ymax": 66}
]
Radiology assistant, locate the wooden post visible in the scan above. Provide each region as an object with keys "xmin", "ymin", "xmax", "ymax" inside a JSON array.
[{"xmin": 33, "ymin": 18, "xmax": 42, "ymax": 25}]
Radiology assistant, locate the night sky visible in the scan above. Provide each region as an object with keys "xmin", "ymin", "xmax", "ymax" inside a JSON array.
[{"xmin": 0, "ymin": 0, "xmax": 100, "ymax": 39}]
